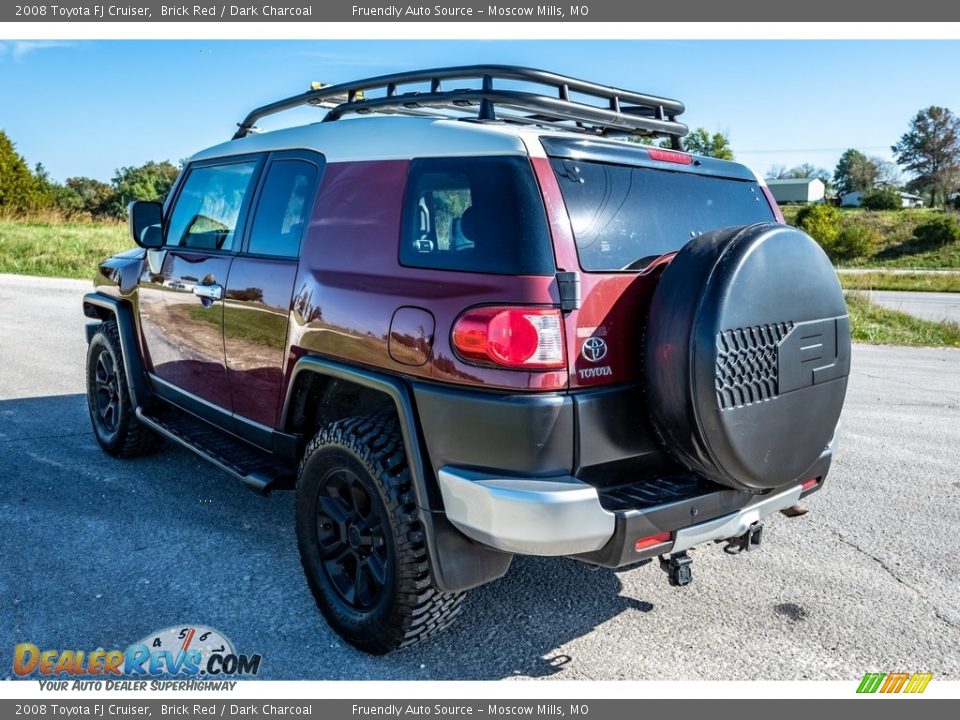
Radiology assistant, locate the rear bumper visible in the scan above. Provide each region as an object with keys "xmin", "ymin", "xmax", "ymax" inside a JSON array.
[
  {"xmin": 437, "ymin": 468, "xmax": 615, "ymax": 555},
  {"xmin": 670, "ymin": 484, "xmax": 801, "ymax": 553},
  {"xmin": 438, "ymin": 451, "xmax": 830, "ymax": 565}
]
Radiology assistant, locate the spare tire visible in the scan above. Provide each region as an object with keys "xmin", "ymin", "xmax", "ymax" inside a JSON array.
[{"xmin": 644, "ymin": 223, "xmax": 850, "ymax": 493}]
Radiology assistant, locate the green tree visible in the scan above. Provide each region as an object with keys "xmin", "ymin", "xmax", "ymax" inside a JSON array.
[
  {"xmin": 682, "ymin": 128, "xmax": 734, "ymax": 160},
  {"xmin": 65, "ymin": 176, "xmax": 116, "ymax": 217},
  {"xmin": 0, "ymin": 130, "xmax": 42, "ymax": 214},
  {"xmin": 833, "ymin": 149, "xmax": 878, "ymax": 195},
  {"xmin": 106, "ymin": 160, "xmax": 180, "ymax": 219},
  {"xmin": 629, "ymin": 128, "xmax": 734, "ymax": 159},
  {"xmin": 892, "ymin": 106, "xmax": 960, "ymax": 208},
  {"xmin": 859, "ymin": 187, "xmax": 902, "ymax": 210}
]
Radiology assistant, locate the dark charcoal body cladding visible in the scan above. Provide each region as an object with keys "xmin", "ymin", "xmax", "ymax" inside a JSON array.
[{"xmin": 644, "ymin": 223, "xmax": 850, "ymax": 492}]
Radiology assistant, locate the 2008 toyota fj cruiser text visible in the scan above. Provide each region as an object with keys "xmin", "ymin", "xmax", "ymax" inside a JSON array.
[{"xmin": 82, "ymin": 66, "xmax": 850, "ymax": 654}]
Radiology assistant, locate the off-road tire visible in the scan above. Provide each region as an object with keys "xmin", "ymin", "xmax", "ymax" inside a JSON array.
[
  {"xmin": 295, "ymin": 415, "xmax": 464, "ymax": 654},
  {"xmin": 85, "ymin": 320, "xmax": 164, "ymax": 458}
]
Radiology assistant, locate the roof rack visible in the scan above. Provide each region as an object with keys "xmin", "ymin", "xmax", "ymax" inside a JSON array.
[{"xmin": 232, "ymin": 65, "xmax": 688, "ymax": 148}]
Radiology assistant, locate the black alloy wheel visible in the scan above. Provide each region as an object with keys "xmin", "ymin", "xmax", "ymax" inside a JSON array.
[{"xmin": 313, "ymin": 465, "xmax": 390, "ymax": 611}]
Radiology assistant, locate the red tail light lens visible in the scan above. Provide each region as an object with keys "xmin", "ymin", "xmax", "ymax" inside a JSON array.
[
  {"xmin": 801, "ymin": 477, "xmax": 819, "ymax": 491},
  {"xmin": 648, "ymin": 148, "xmax": 693, "ymax": 165},
  {"xmin": 635, "ymin": 532, "xmax": 671, "ymax": 551},
  {"xmin": 452, "ymin": 307, "xmax": 565, "ymax": 369}
]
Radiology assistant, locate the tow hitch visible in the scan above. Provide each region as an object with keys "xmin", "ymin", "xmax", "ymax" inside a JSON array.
[
  {"xmin": 660, "ymin": 551, "xmax": 693, "ymax": 586},
  {"xmin": 724, "ymin": 522, "xmax": 763, "ymax": 554}
]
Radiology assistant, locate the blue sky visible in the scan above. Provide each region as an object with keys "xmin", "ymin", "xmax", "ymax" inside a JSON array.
[{"xmin": 1, "ymin": 40, "xmax": 959, "ymax": 183}]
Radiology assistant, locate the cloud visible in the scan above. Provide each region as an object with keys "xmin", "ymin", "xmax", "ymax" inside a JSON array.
[{"xmin": 0, "ymin": 41, "xmax": 73, "ymax": 62}]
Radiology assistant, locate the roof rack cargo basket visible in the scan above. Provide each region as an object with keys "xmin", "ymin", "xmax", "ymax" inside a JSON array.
[{"xmin": 232, "ymin": 65, "xmax": 688, "ymax": 148}]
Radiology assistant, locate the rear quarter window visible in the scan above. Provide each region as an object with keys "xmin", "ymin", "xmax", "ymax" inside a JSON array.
[
  {"xmin": 552, "ymin": 158, "xmax": 775, "ymax": 272},
  {"xmin": 400, "ymin": 156, "xmax": 555, "ymax": 276}
]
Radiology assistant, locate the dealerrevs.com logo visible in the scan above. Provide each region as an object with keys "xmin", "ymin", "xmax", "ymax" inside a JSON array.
[
  {"xmin": 856, "ymin": 672, "xmax": 933, "ymax": 694},
  {"xmin": 14, "ymin": 626, "xmax": 261, "ymax": 687}
]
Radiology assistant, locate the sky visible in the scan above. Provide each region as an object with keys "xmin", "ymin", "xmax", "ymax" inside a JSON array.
[{"xmin": 1, "ymin": 39, "xmax": 959, "ymax": 184}]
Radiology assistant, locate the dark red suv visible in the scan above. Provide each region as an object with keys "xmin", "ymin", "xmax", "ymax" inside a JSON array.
[{"xmin": 82, "ymin": 66, "xmax": 850, "ymax": 654}]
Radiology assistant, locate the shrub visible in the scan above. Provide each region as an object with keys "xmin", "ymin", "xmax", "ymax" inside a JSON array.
[
  {"xmin": 830, "ymin": 224, "xmax": 877, "ymax": 260},
  {"xmin": 795, "ymin": 203, "xmax": 841, "ymax": 249},
  {"xmin": 912, "ymin": 215, "xmax": 960, "ymax": 246},
  {"xmin": 860, "ymin": 187, "xmax": 902, "ymax": 211}
]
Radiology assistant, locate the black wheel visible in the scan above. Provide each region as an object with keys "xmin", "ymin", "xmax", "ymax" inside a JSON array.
[
  {"xmin": 296, "ymin": 415, "xmax": 464, "ymax": 654},
  {"xmin": 85, "ymin": 320, "xmax": 163, "ymax": 458}
]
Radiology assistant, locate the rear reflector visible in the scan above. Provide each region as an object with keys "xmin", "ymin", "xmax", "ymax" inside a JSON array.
[
  {"xmin": 801, "ymin": 478, "xmax": 819, "ymax": 491},
  {"xmin": 635, "ymin": 531, "xmax": 671, "ymax": 551},
  {"xmin": 452, "ymin": 306, "xmax": 565, "ymax": 370},
  {"xmin": 647, "ymin": 148, "xmax": 693, "ymax": 165}
]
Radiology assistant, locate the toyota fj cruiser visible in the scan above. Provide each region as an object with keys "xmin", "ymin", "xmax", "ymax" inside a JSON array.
[{"xmin": 82, "ymin": 66, "xmax": 850, "ymax": 654}]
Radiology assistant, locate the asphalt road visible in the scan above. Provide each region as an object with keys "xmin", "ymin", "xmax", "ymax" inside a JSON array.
[
  {"xmin": 2, "ymin": 273, "xmax": 959, "ymax": 681},
  {"xmin": 865, "ymin": 290, "xmax": 960, "ymax": 324}
]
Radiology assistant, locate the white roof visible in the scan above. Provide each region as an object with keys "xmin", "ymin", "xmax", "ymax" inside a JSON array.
[
  {"xmin": 191, "ymin": 116, "xmax": 539, "ymax": 164},
  {"xmin": 765, "ymin": 178, "xmax": 824, "ymax": 186},
  {"xmin": 189, "ymin": 115, "xmax": 760, "ymax": 186}
]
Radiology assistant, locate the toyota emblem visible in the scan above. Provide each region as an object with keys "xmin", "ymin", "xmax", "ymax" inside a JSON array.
[{"xmin": 581, "ymin": 337, "xmax": 608, "ymax": 363}]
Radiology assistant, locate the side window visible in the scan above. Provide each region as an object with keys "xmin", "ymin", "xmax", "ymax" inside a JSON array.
[
  {"xmin": 165, "ymin": 160, "xmax": 258, "ymax": 251},
  {"xmin": 248, "ymin": 159, "xmax": 318, "ymax": 257},
  {"xmin": 399, "ymin": 156, "xmax": 554, "ymax": 276}
]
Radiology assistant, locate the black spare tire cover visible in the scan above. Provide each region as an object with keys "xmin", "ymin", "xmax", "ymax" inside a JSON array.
[{"xmin": 644, "ymin": 223, "xmax": 850, "ymax": 492}]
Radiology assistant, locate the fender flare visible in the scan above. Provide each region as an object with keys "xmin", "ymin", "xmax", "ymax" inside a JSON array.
[
  {"xmin": 280, "ymin": 356, "xmax": 512, "ymax": 593},
  {"xmin": 83, "ymin": 293, "xmax": 152, "ymax": 409}
]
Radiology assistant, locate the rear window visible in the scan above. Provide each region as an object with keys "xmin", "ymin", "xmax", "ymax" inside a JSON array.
[
  {"xmin": 551, "ymin": 158, "xmax": 775, "ymax": 272},
  {"xmin": 400, "ymin": 156, "xmax": 554, "ymax": 276}
]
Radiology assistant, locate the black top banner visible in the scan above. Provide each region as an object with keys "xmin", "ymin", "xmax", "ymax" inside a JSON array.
[{"xmin": 2, "ymin": 0, "xmax": 955, "ymax": 22}]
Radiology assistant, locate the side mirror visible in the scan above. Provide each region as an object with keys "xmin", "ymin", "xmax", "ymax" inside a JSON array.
[{"xmin": 128, "ymin": 200, "xmax": 164, "ymax": 249}]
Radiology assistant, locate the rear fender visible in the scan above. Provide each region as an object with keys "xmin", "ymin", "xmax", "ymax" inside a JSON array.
[{"xmin": 280, "ymin": 356, "xmax": 513, "ymax": 593}]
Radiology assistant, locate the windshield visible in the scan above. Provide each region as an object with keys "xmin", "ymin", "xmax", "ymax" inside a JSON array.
[{"xmin": 551, "ymin": 158, "xmax": 776, "ymax": 272}]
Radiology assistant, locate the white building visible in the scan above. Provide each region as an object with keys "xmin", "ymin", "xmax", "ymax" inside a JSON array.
[
  {"xmin": 765, "ymin": 178, "xmax": 826, "ymax": 204},
  {"xmin": 840, "ymin": 190, "xmax": 924, "ymax": 208}
]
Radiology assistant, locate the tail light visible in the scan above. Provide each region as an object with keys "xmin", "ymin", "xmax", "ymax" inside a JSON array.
[{"xmin": 452, "ymin": 307, "xmax": 565, "ymax": 370}]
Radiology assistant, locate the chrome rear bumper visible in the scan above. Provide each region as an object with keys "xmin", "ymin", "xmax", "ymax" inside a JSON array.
[{"xmin": 438, "ymin": 467, "xmax": 806, "ymax": 558}]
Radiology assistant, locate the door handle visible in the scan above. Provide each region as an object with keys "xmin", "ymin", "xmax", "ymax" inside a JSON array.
[{"xmin": 192, "ymin": 283, "xmax": 223, "ymax": 301}]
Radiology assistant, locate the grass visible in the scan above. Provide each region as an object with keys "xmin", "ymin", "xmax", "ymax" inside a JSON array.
[
  {"xmin": 2, "ymin": 208, "xmax": 959, "ymax": 278},
  {"xmin": 781, "ymin": 205, "xmax": 960, "ymax": 269},
  {"xmin": 839, "ymin": 271, "xmax": 960, "ymax": 293},
  {"xmin": 1, "ymin": 217, "xmax": 958, "ymax": 349},
  {"xmin": 0, "ymin": 219, "xmax": 129, "ymax": 279},
  {"xmin": 845, "ymin": 292, "xmax": 960, "ymax": 347}
]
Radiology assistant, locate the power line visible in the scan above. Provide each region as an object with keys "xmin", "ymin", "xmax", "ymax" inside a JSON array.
[{"xmin": 736, "ymin": 146, "xmax": 894, "ymax": 155}]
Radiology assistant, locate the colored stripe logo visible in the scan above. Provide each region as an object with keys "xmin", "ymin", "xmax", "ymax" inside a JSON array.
[{"xmin": 857, "ymin": 672, "xmax": 932, "ymax": 694}]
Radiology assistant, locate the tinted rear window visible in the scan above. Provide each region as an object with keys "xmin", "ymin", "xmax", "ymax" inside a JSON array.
[
  {"xmin": 400, "ymin": 156, "xmax": 554, "ymax": 276},
  {"xmin": 551, "ymin": 158, "xmax": 775, "ymax": 272},
  {"xmin": 248, "ymin": 159, "xmax": 318, "ymax": 257}
]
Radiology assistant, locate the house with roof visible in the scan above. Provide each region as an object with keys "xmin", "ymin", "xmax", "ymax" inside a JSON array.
[
  {"xmin": 840, "ymin": 190, "xmax": 924, "ymax": 208},
  {"xmin": 765, "ymin": 178, "xmax": 826, "ymax": 205}
]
